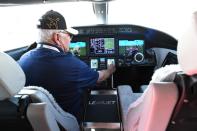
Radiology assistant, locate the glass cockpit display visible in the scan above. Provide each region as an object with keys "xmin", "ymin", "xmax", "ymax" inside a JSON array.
[
  {"xmin": 107, "ymin": 59, "xmax": 115, "ymax": 66},
  {"xmin": 69, "ymin": 42, "xmax": 86, "ymax": 56},
  {"xmin": 119, "ymin": 40, "xmax": 144, "ymax": 56},
  {"xmin": 90, "ymin": 38, "xmax": 115, "ymax": 55},
  {"xmin": 90, "ymin": 59, "xmax": 98, "ymax": 69}
]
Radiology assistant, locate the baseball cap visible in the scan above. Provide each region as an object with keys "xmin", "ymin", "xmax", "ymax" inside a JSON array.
[{"xmin": 37, "ymin": 10, "xmax": 78, "ymax": 35}]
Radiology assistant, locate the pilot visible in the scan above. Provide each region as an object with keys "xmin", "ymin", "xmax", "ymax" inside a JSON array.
[{"xmin": 18, "ymin": 10, "xmax": 116, "ymax": 122}]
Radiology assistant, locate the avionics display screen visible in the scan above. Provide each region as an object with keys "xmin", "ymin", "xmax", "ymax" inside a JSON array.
[
  {"xmin": 90, "ymin": 38, "xmax": 115, "ymax": 55},
  {"xmin": 90, "ymin": 59, "xmax": 98, "ymax": 69},
  {"xmin": 69, "ymin": 42, "xmax": 86, "ymax": 56},
  {"xmin": 119, "ymin": 40, "xmax": 144, "ymax": 56}
]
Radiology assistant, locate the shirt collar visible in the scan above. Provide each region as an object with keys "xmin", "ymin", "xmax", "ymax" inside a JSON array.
[{"xmin": 37, "ymin": 43, "xmax": 64, "ymax": 53}]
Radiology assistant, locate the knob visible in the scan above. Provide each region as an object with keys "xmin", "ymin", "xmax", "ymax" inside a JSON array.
[
  {"xmin": 118, "ymin": 59, "xmax": 124, "ymax": 66},
  {"xmin": 134, "ymin": 52, "xmax": 144, "ymax": 63}
]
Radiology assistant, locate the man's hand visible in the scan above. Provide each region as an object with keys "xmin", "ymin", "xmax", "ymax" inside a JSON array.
[
  {"xmin": 97, "ymin": 64, "xmax": 116, "ymax": 83},
  {"xmin": 107, "ymin": 64, "xmax": 116, "ymax": 74}
]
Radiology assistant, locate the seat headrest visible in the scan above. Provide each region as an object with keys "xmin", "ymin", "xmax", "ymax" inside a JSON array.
[
  {"xmin": 0, "ymin": 52, "xmax": 25, "ymax": 100},
  {"xmin": 178, "ymin": 11, "xmax": 197, "ymax": 75}
]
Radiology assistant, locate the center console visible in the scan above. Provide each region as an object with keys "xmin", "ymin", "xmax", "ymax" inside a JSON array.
[{"xmin": 83, "ymin": 90, "xmax": 120, "ymax": 131}]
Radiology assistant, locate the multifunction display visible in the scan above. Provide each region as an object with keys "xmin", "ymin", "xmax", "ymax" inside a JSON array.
[
  {"xmin": 90, "ymin": 59, "xmax": 98, "ymax": 69},
  {"xmin": 119, "ymin": 40, "xmax": 144, "ymax": 56},
  {"xmin": 69, "ymin": 42, "xmax": 87, "ymax": 57},
  {"xmin": 90, "ymin": 38, "xmax": 115, "ymax": 55}
]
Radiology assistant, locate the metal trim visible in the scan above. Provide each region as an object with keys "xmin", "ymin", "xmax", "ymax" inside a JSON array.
[
  {"xmin": 83, "ymin": 122, "xmax": 120, "ymax": 129},
  {"xmin": 91, "ymin": 90, "xmax": 117, "ymax": 95}
]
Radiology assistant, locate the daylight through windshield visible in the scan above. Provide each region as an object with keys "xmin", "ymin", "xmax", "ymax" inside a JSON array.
[{"xmin": 0, "ymin": 0, "xmax": 197, "ymax": 51}]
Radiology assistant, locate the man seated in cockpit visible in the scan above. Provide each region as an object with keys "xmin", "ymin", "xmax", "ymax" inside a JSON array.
[{"xmin": 18, "ymin": 10, "xmax": 116, "ymax": 122}]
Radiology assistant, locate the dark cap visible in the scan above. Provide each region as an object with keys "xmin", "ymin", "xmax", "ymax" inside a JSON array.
[{"xmin": 37, "ymin": 10, "xmax": 78, "ymax": 35}]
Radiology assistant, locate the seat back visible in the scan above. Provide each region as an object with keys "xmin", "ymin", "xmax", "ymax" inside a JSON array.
[
  {"xmin": 123, "ymin": 82, "xmax": 178, "ymax": 131},
  {"xmin": 118, "ymin": 65, "xmax": 181, "ymax": 131},
  {"xmin": 0, "ymin": 51, "xmax": 79, "ymax": 131}
]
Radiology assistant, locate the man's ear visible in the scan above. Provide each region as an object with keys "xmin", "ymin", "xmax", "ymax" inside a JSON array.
[
  {"xmin": 53, "ymin": 33, "xmax": 63, "ymax": 48},
  {"xmin": 53, "ymin": 33, "xmax": 58, "ymax": 42}
]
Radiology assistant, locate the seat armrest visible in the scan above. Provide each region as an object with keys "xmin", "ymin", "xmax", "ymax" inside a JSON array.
[{"xmin": 27, "ymin": 103, "xmax": 60, "ymax": 131}]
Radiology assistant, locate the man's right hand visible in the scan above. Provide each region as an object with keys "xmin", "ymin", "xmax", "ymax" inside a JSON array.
[
  {"xmin": 107, "ymin": 64, "xmax": 116, "ymax": 74},
  {"xmin": 97, "ymin": 64, "xmax": 116, "ymax": 83}
]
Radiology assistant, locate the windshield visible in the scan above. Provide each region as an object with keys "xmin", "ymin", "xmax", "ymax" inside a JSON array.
[
  {"xmin": 0, "ymin": 2, "xmax": 96, "ymax": 51},
  {"xmin": 0, "ymin": 0, "xmax": 197, "ymax": 51},
  {"xmin": 109, "ymin": 0, "xmax": 197, "ymax": 38}
]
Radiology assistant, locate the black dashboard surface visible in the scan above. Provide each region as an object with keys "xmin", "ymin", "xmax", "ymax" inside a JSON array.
[{"xmin": 73, "ymin": 24, "xmax": 177, "ymax": 50}]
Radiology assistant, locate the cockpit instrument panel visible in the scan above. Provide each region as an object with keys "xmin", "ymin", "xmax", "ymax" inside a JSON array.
[
  {"xmin": 70, "ymin": 36, "xmax": 155, "ymax": 70},
  {"xmin": 70, "ymin": 25, "xmax": 162, "ymax": 69}
]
